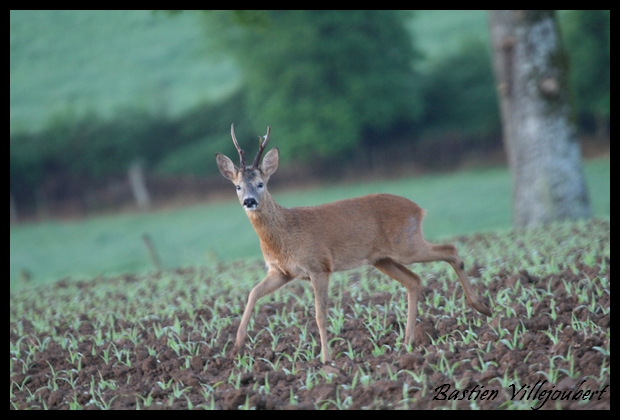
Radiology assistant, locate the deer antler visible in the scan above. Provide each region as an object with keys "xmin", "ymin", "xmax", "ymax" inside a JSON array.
[
  {"xmin": 230, "ymin": 123, "xmax": 246, "ymax": 169},
  {"xmin": 252, "ymin": 126, "xmax": 271, "ymax": 169}
]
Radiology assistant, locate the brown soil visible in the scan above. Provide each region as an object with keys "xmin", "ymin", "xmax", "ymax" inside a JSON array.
[{"xmin": 10, "ymin": 221, "xmax": 610, "ymax": 410}]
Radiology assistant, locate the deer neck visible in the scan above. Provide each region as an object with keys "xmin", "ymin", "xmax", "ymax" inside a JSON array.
[{"xmin": 245, "ymin": 192, "xmax": 291, "ymax": 253}]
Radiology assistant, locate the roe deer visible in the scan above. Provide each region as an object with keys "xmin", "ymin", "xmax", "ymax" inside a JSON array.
[{"xmin": 216, "ymin": 124, "xmax": 492, "ymax": 363}]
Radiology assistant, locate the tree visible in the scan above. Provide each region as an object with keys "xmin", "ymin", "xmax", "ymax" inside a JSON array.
[
  {"xmin": 488, "ymin": 10, "xmax": 591, "ymax": 228},
  {"xmin": 204, "ymin": 11, "xmax": 422, "ymax": 163},
  {"xmin": 562, "ymin": 10, "xmax": 610, "ymax": 138},
  {"xmin": 421, "ymin": 40, "xmax": 500, "ymax": 139}
]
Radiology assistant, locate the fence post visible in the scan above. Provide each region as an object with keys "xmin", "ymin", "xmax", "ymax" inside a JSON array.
[{"xmin": 128, "ymin": 160, "xmax": 151, "ymax": 209}]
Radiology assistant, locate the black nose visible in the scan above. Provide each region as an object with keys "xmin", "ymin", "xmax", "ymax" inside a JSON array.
[{"xmin": 244, "ymin": 198, "xmax": 258, "ymax": 208}]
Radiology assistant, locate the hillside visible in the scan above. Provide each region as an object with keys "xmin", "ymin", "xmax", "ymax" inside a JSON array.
[{"xmin": 10, "ymin": 10, "xmax": 490, "ymax": 134}]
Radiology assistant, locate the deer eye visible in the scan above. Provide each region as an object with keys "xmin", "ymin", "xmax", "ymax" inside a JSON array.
[
  {"xmin": 236, "ymin": 185, "xmax": 241, "ymax": 191},
  {"xmin": 257, "ymin": 182, "xmax": 264, "ymax": 189}
]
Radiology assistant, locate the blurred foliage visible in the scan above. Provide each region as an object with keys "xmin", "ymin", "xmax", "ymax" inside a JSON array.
[
  {"xmin": 154, "ymin": 92, "xmax": 251, "ymax": 176},
  {"xmin": 9, "ymin": 93, "xmax": 248, "ymax": 204},
  {"xmin": 420, "ymin": 40, "xmax": 499, "ymax": 140},
  {"xmin": 10, "ymin": 10, "xmax": 610, "ymax": 210},
  {"xmin": 561, "ymin": 10, "xmax": 610, "ymax": 134},
  {"xmin": 202, "ymin": 10, "xmax": 423, "ymax": 162}
]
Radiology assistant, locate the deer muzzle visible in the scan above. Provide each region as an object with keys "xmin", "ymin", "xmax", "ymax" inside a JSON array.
[{"xmin": 243, "ymin": 197, "xmax": 258, "ymax": 211}]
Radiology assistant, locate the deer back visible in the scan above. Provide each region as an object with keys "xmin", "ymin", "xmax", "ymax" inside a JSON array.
[{"xmin": 246, "ymin": 193, "xmax": 425, "ymax": 276}]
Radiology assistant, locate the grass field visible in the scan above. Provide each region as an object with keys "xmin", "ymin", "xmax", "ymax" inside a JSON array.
[
  {"xmin": 10, "ymin": 10, "xmax": 239, "ymax": 134},
  {"xmin": 406, "ymin": 10, "xmax": 488, "ymax": 66},
  {"xmin": 10, "ymin": 157, "xmax": 609, "ymax": 287}
]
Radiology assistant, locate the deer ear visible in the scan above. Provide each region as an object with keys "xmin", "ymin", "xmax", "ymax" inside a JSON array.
[
  {"xmin": 215, "ymin": 153, "xmax": 237, "ymax": 182},
  {"xmin": 261, "ymin": 148, "xmax": 279, "ymax": 177}
]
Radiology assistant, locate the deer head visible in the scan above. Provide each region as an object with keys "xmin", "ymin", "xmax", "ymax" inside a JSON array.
[{"xmin": 216, "ymin": 124, "xmax": 279, "ymax": 212}]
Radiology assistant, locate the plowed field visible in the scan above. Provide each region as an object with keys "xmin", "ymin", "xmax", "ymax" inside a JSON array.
[{"xmin": 10, "ymin": 218, "xmax": 610, "ymax": 409}]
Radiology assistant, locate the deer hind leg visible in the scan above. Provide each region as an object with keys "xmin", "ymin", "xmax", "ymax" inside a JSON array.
[
  {"xmin": 309, "ymin": 273, "xmax": 332, "ymax": 364},
  {"xmin": 234, "ymin": 270, "xmax": 291, "ymax": 354},
  {"xmin": 374, "ymin": 258, "xmax": 421, "ymax": 346},
  {"xmin": 409, "ymin": 242, "xmax": 492, "ymax": 317}
]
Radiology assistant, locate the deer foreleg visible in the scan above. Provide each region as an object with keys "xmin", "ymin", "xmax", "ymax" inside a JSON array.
[
  {"xmin": 310, "ymin": 273, "xmax": 332, "ymax": 363},
  {"xmin": 234, "ymin": 270, "xmax": 290, "ymax": 354}
]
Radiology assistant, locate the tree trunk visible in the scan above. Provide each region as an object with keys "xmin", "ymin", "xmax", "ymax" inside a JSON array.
[{"xmin": 488, "ymin": 10, "xmax": 591, "ymax": 228}]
